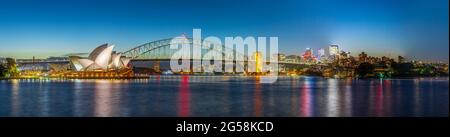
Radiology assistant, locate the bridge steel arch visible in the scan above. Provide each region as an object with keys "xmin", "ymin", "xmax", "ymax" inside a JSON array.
[{"xmin": 122, "ymin": 38, "xmax": 248, "ymax": 61}]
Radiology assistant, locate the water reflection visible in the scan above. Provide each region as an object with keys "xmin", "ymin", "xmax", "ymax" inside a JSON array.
[
  {"xmin": 253, "ymin": 77, "xmax": 262, "ymax": 117},
  {"xmin": 0, "ymin": 77, "xmax": 448, "ymax": 117},
  {"xmin": 384, "ymin": 80, "xmax": 392, "ymax": 116},
  {"xmin": 374, "ymin": 79, "xmax": 384, "ymax": 117},
  {"xmin": 10, "ymin": 79, "xmax": 20, "ymax": 116},
  {"xmin": 94, "ymin": 80, "xmax": 114, "ymax": 117},
  {"xmin": 342, "ymin": 79, "xmax": 353, "ymax": 117},
  {"xmin": 177, "ymin": 75, "xmax": 190, "ymax": 117},
  {"xmin": 326, "ymin": 79, "xmax": 339, "ymax": 117},
  {"xmin": 413, "ymin": 79, "xmax": 422, "ymax": 116},
  {"xmin": 299, "ymin": 79, "xmax": 312, "ymax": 117},
  {"xmin": 38, "ymin": 81, "xmax": 50, "ymax": 116},
  {"xmin": 73, "ymin": 79, "xmax": 87, "ymax": 116},
  {"xmin": 221, "ymin": 78, "xmax": 230, "ymax": 115}
]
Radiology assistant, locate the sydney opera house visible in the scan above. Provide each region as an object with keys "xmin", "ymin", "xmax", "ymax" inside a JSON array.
[
  {"xmin": 50, "ymin": 44, "xmax": 133, "ymax": 78},
  {"xmin": 69, "ymin": 44, "xmax": 131, "ymax": 71}
]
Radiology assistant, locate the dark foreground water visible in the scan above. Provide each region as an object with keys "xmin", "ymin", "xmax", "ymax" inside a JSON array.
[{"xmin": 0, "ymin": 76, "xmax": 448, "ymax": 117}]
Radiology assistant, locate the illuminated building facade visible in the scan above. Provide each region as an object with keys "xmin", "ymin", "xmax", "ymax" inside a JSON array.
[
  {"xmin": 252, "ymin": 51, "xmax": 263, "ymax": 73},
  {"xmin": 329, "ymin": 45, "xmax": 339, "ymax": 60},
  {"xmin": 317, "ymin": 48, "xmax": 326, "ymax": 62},
  {"xmin": 302, "ymin": 48, "xmax": 313, "ymax": 59},
  {"xmin": 302, "ymin": 48, "xmax": 317, "ymax": 62},
  {"xmin": 48, "ymin": 44, "xmax": 134, "ymax": 78},
  {"xmin": 69, "ymin": 44, "xmax": 131, "ymax": 71}
]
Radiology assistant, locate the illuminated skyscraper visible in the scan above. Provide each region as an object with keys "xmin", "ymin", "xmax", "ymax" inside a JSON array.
[
  {"xmin": 329, "ymin": 45, "xmax": 339, "ymax": 56},
  {"xmin": 252, "ymin": 51, "xmax": 263, "ymax": 73},
  {"xmin": 302, "ymin": 48, "xmax": 318, "ymax": 63},
  {"xmin": 302, "ymin": 48, "xmax": 313, "ymax": 60},
  {"xmin": 317, "ymin": 48, "xmax": 326, "ymax": 61},
  {"xmin": 329, "ymin": 45, "xmax": 339, "ymax": 60}
]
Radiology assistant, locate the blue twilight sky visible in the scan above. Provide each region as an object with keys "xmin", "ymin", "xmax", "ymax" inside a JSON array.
[{"xmin": 0, "ymin": 0, "xmax": 448, "ymax": 62}]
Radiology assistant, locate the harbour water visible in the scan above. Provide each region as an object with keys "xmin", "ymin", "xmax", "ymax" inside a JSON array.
[{"xmin": 0, "ymin": 76, "xmax": 448, "ymax": 117}]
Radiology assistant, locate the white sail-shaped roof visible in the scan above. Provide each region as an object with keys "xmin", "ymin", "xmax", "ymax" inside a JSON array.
[
  {"xmin": 110, "ymin": 52, "xmax": 122, "ymax": 68},
  {"xmin": 88, "ymin": 44, "xmax": 109, "ymax": 60},
  {"xmin": 69, "ymin": 56, "xmax": 83, "ymax": 71},
  {"xmin": 93, "ymin": 45, "xmax": 114, "ymax": 69},
  {"xmin": 120, "ymin": 57, "xmax": 131, "ymax": 67},
  {"xmin": 78, "ymin": 58, "xmax": 94, "ymax": 69},
  {"xmin": 69, "ymin": 44, "xmax": 131, "ymax": 71}
]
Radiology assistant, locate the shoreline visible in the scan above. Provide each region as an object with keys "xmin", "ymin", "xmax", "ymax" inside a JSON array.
[{"xmin": 1, "ymin": 75, "xmax": 448, "ymax": 81}]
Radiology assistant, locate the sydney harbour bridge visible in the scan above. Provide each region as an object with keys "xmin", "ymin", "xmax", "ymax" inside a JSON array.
[
  {"xmin": 121, "ymin": 37, "xmax": 265, "ymax": 72},
  {"xmin": 122, "ymin": 37, "xmax": 245, "ymax": 61},
  {"xmin": 16, "ymin": 37, "xmax": 310, "ymax": 72}
]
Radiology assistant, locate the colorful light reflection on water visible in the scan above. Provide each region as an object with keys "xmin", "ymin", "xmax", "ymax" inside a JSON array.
[{"xmin": 0, "ymin": 76, "xmax": 448, "ymax": 117}]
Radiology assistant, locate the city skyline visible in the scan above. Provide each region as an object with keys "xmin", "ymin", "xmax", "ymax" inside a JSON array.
[
  {"xmin": 0, "ymin": 0, "xmax": 448, "ymax": 62},
  {"xmin": 0, "ymin": 1, "xmax": 448, "ymax": 135}
]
